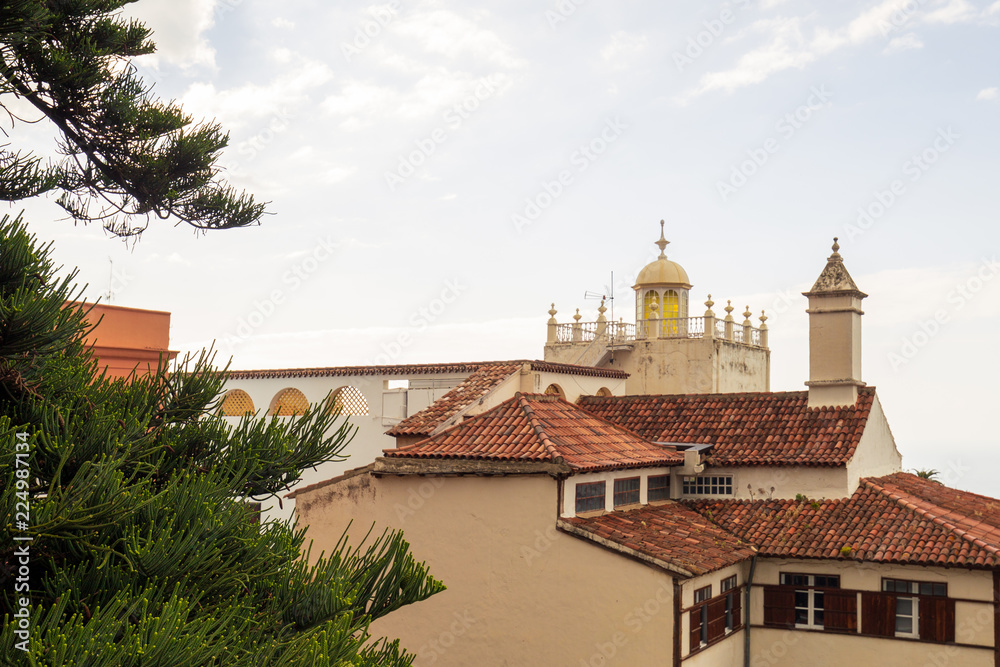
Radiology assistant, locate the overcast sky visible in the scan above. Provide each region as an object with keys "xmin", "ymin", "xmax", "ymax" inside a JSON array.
[{"xmin": 13, "ymin": 0, "xmax": 1000, "ymax": 495}]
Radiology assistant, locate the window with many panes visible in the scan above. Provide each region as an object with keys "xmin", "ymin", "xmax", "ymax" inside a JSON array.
[
  {"xmin": 721, "ymin": 575, "xmax": 738, "ymax": 633},
  {"xmin": 647, "ymin": 474, "xmax": 670, "ymax": 501},
  {"xmin": 613, "ymin": 477, "xmax": 640, "ymax": 507},
  {"xmin": 682, "ymin": 475, "xmax": 733, "ymax": 496},
  {"xmin": 694, "ymin": 586, "xmax": 711, "ymax": 647},
  {"xmin": 575, "ymin": 482, "xmax": 606, "ymax": 513},
  {"xmin": 881, "ymin": 579, "xmax": 947, "ymax": 639},
  {"xmin": 779, "ymin": 573, "xmax": 840, "ymax": 629}
]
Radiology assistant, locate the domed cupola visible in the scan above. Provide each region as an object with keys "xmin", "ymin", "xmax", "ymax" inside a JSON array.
[{"xmin": 633, "ymin": 221, "xmax": 692, "ymax": 332}]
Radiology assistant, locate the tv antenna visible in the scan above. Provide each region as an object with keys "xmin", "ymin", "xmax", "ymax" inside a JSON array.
[
  {"xmin": 106, "ymin": 257, "xmax": 115, "ymax": 303},
  {"xmin": 583, "ymin": 271, "xmax": 615, "ymax": 323}
]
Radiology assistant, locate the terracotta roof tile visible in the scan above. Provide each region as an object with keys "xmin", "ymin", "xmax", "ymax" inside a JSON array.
[
  {"xmin": 387, "ymin": 361, "xmax": 628, "ymax": 437},
  {"xmin": 561, "ymin": 503, "xmax": 756, "ymax": 576},
  {"xmin": 385, "ymin": 393, "xmax": 682, "ymax": 473},
  {"xmin": 686, "ymin": 472, "xmax": 1000, "ymax": 569},
  {"xmin": 228, "ymin": 359, "xmax": 627, "ymax": 382},
  {"xmin": 577, "ymin": 388, "xmax": 874, "ymax": 466}
]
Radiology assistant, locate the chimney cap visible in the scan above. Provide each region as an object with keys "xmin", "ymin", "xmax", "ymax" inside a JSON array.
[{"xmin": 803, "ymin": 237, "xmax": 868, "ymax": 298}]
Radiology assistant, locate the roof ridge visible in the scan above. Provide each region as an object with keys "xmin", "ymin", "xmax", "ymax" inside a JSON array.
[
  {"xmin": 863, "ymin": 477, "xmax": 1000, "ymax": 561},
  {"xmin": 516, "ymin": 392, "xmax": 564, "ymax": 464}
]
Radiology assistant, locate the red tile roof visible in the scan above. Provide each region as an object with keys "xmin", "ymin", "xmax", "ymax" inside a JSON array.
[
  {"xmin": 385, "ymin": 393, "xmax": 682, "ymax": 473},
  {"xmin": 687, "ymin": 473, "xmax": 1000, "ymax": 569},
  {"xmin": 577, "ymin": 388, "xmax": 875, "ymax": 466},
  {"xmin": 561, "ymin": 503, "xmax": 756, "ymax": 576},
  {"xmin": 387, "ymin": 361, "xmax": 627, "ymax": 437},
  {"xmin": 228, "ymin": 359, "xmax": 627, "ymax": 381}
]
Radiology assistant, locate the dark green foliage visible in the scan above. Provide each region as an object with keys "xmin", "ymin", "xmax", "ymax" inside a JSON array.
[
  {"xmin": 0, "ymin": 216, "xmax": 445, "ymax": 664},
  {"xmin": 0, "ymin": 0, "xmax": 265, "ymax": 236}
]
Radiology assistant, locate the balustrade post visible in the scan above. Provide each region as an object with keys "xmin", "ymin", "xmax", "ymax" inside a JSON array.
[
  {"xmin": 742, "ymin": 306, "xmax": 753, "ymax": 345},
  {"xmin": 649, "ymin": 300, "xmax": 661, "ymax": 339},
  {"xmin": 596, "ymin": 299, "xmax": 608, "ymax": 337},
  {"xmin": 759, "ymin": 310, "xmax": 769, "ymax": 348},
  {"xmin": 572, "ymin": 309, "xmax": 582, "ymax": 342},
  {"xmin": 704, "ymin": 295, "xmax": 715, "ymax": 341},
  {"xmin": 547, "ymin": 304, "xmax": 558, "ymax": 343},
  {"xmin": 724, "ymin": 301, "xmax": 735, "ymax": 341}
]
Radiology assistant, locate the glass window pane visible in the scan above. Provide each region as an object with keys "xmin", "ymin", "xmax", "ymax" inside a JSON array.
[
  {"xmin": 795, "ymin": 609, "xmax": 809, "ymax": 625},
  {"xmin": 813, "ymin": 610, "xmax": 824, "ymax": 627},
  {"xmin": 919, "ymin": 583, "xmax": 933, "ymax": 596},
  {"xmin": 896, "ymin": 615, "xmax": 913, "ymax": 634},
  {"xmin": 896, "ymin": 598, "xmax": 913, "ymax": 615},
  {"xmin": 933, "ymin": 583, "xmax": 946, "ymax": 597},
  {"xmin": 814, "ymin": 591, "xmax": 824, "ymax": 610},
  {"xmin": 795, "ymin": 592, "xmax": 809, "ymax": 607}
]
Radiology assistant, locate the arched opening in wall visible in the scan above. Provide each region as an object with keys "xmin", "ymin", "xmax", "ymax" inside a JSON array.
[
  {"xmin": 218, "ymin": 389, "xmax": 255, "ymax": 416},
  {"xmin": 545, "ymin": 383, "xmax": 566, "ymax": 400},
  {"xmin": 596, "ymin": 387, "xmax": 612, "ymax": 397},
  {"xmin": 329, "ymin": 386, "xmax": 369, "ymax": 416},
  {"xmin": 662, "ymin": 289, "xmax": 680, "ymax": 335},
  {"xmin": 269, "ymin": 387, "xmax": 309, "ymax": 416},
  {"xmin": 642, "ymin": 290, "xmax": 660, "ymax": 320}
]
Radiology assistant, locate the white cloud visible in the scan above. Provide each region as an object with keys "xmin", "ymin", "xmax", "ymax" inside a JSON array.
[
  {"xmin": 923, "ymin": 0, "xmax": 977, "ymax": 24},
  {"xmin": 977, "ymin": 87, "xmax": 999, "ymax": 100},
  {"xmin": 883, "ymin": 32, "xmax": 924, "ymax": 53},
  {"xmin": 601, "ymin": 31, "xmax": 649, "ymax": 63},
  {"xmin": 181, "ymin": 54, "xmax": 333, "ymax": 129},
  {"xmin": 322, "ymin": 166, "xmax": 359, "ymax": 184},
  {"xmin": 272, "ymin": 17, "xmax": 295, "ymax": 29},
  {"xmin": 390, "ymin": 8, "xmax": 525, "ymax": 68},
  {"xmin": 125, "ymin": 0, "xmax": 217, "ymax": 69}
]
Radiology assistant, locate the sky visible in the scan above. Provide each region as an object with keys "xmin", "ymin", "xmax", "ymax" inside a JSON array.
[{"xmin": 10, "ymin": 0, "xmax": 1000, "ymax": 496}]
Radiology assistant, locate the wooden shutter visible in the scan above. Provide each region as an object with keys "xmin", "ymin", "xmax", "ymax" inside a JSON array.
[
  {"xmin": 689, "ymin": 609, "xmax": 702, "ymax": 652},
  {"xmin": 706, "ymin": 597, "xmax": 728, "ymax": 642},
  {"xmin": 732, "ymin": 588, "xmax": 743, "ymax": 629},
  {"xmin": 919, "ymin": 597, "xmax": 955, "ymax": 643},
  {"xmin": 861, "ymin": 592, "xmax": 895, "ymax": 637},
  {"xmin": 763, "ymin": 586, "xmax": 795, "ymax": 628},
  {"xmin": 823, "ymin": 590, "xmax": 857, "ymax": 632}
]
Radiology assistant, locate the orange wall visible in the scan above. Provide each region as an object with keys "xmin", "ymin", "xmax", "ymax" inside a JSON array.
[{"xmin": 70, "ymin": 302, "xmax": 177, "ymax": 379}]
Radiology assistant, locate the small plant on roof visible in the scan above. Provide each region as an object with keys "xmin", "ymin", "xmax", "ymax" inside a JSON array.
[
  {"xmin": 913, "ymin": 469, "xmax": 943, "ymax": 484},
  {"xmin": 840, "ymin": 545, "xmax": 853, "ymax": 557},
  {"xmin": 795, "ymin": 493, "xmax": 807, "ymax": 503}
]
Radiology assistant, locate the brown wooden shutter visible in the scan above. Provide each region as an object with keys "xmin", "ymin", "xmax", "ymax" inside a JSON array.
[
  {"xmin": 733, "ymin": 588, "xmax": 743, "ymax": 629},
  {"xmin": 689, "ymin": 609, "xmax": 702, "ymax": 652},
  {"xmin": 861, "ymin": 592, "xmax": 895, "ymax": 637},
  {"xmin": 706, "ymin": 597, "xmax": 728, "ymax": 642},
  {"xmin": 823, "ymin": 590, "xmax": 858, "ymax": 632},
  {"xmin": 763, "ymin": 586, "xmax": 795, "ymax": 628},
  {"xmin": 919, "ymin": 597, "xmax": 955, "ymax": 643}
]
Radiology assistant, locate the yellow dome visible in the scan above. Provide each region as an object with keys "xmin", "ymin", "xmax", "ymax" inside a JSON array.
[
  {"xmin": 635, "ymin": 258, "xmax": 691, "ymax": 288},
  {"xmin": 633, "ymin": 220, "xmax": 692, "ymax": 289}
]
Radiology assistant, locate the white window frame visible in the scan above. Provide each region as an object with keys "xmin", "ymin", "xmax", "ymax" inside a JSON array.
[
  {"xmin": 780, "ymin": 573, "xmax": 838, "ymax": 630},
  {"xmin": 682, "ymin": 474, "xmax": 734, "ymax": 496}
]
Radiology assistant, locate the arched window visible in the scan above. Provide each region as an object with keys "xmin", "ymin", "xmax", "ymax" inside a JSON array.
[
  {"xmin": 329, "ymin": 386, "xmax": 369, "ymax": 416},
  {"xmin": 545, "ymin": 383, "xmax": 566, "ymax": 400},
  {"xmin": 596, "ymin": 387, "xmax": 612, "ymax": 397},
  {"xmin": 218, "ymin": 389, "xmax": 255, "ymax": 416},
  {"xmin": 662, "ymin": 290, "xmax": 680, "ymax": 319},
  {"xmin": 269, "ymin": 387, "xmax": 309, "ymax": 416},
  {"xmin": 643, "ymin": 290, "xmax": 660, "ymax": 320}
]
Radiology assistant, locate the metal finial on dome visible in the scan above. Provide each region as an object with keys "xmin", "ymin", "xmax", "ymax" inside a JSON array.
[{"xmin": 655, "ymin": 219, "xmax": 670, "ymax": 259}]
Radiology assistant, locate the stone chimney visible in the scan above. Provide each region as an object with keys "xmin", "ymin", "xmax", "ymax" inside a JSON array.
[{"xmin": 803, "ymin": 238, "xmax": 867, "ymax": 408}]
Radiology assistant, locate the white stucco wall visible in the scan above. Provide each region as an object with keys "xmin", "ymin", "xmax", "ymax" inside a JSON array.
[
  {"xmin": 846, "ymin": 392, "xmax": 903, "ymax": 491},
  {"xmin": 560, "ymin": 467, "xmax": 676, "ymax": 517},
  {"xmin": 689, "ymin": 465, "xmax": 851, "ymax": 502}
]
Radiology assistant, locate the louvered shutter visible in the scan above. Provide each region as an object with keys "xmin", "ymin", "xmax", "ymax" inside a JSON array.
[
  {"xmin": 763, "ymin": 586, "xmax": 795, "ymax": 628},
  {"xmin": 919, "ymin": 597, "xmax": 955, "ymax": 643},
  {"xmin": 861, "ymin": 592, "xmax": 895, "ymax": 637},
  {"xmin": 689, "ymin": 609, "xmax": 702, "ymax": 652},
  {"xmin": 823, "ymin": 590, "xmax": 857, "ymax": 632},
  {"xmin": 706, "ymin": 597, "xmax": 728, "ymax": 642},
  {"xmin": 732, "ymin": 588, "xmax": 743, "ymax": 629}
]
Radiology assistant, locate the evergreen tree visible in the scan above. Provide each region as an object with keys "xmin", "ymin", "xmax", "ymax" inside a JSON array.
[
  {"xmin": 0, "ymin": 0, "xmax": 265, "ymax": 236},
  {"xmin": 0, "ymin": 215, "xmax": 444, "ymax": 665}
]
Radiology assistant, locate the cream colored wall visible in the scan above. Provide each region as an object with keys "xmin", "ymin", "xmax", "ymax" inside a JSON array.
[
  {"xmin": 749, "ymin": 628, "xmax": 993, "ymax": 667},
  {"xmin": 846, "ymin": 392, "xmax": 903, "ymax": 491},
  {"xmin": 561, "ymin": 467, "xmax": 676, "ymax": 517},
  {"xmin": 685, "ymin": 631, "xmax": 744, "ymax": 667},
  {"xmin": 697, "ymin": 465, "xmax": 851, "ymax": 501},
  {"xmin": 747, "ymin": 558, "xmax": 996, "ymax": 666},
  {"xmin": 713, "ymin": 340, "xmax": 771, "ymax": 393},
  {"xmin": 295, "ymin": 472, "xmax": 677, "ymax": 666}
]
